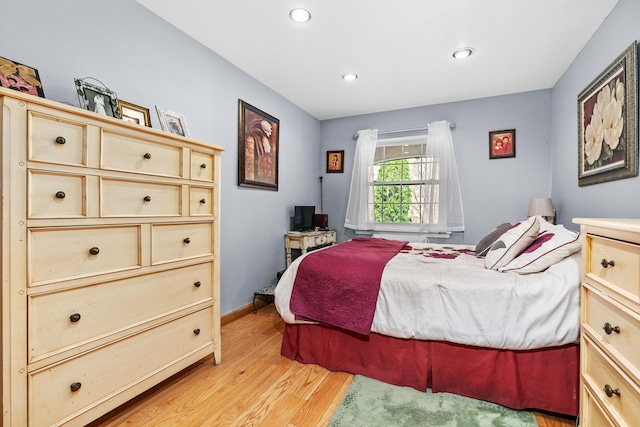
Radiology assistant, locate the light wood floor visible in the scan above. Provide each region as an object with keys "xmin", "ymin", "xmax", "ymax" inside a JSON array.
[{"xmin": 89, "ymin": 304, "xmax": 576, "ymax": 427}]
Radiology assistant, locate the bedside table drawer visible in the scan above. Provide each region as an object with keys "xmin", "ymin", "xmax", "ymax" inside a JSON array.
[{"xmin": 586, "ymin": 235, "xmax": 640, "ymax": 303}]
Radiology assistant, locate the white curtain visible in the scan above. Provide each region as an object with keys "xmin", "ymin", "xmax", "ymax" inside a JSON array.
[
  {"xmin": 424, "ymin": 120, "xmax": 464, "ymax": 232},
  {"xmin": 344, "ymin": 129, "xmax": 378, "ymax": 230}
]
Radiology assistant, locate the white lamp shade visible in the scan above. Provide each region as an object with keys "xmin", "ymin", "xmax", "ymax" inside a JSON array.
[{"xmin": 528, "ymin": 198, "xmax": 554, "ymax": 217}]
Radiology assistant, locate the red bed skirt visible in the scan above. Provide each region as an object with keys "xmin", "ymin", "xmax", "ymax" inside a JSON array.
[{"xmin": 281, "ymin": 323, "xmax": 579, "ymax": 416}]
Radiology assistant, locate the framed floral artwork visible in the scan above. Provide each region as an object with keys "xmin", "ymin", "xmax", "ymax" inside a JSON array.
[
  {"xmin": 238, "ymin": 99, "xmax": 279, "ymax": 191},
  {"xmin": 578, "ymin": 40, "xmax": 638, "ymax": 186},
  {"xmin": 489, "ymin": 129, "xmax": 516, "ymax": 159},
  {"xmin": 0, "ymin": 56, "xmax": 45, "ymax": 98}
]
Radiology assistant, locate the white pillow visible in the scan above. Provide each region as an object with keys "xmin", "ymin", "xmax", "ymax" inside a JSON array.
[
  {"xmin": 484, "ymin": 216, "xmax": 540, "ymax": 270},
  {"xmin": 499, "ymin": 223, "xmax": 582, "ymax": 274}
]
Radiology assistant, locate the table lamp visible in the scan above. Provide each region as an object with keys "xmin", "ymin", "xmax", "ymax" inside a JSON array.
[{"xmin": 528, "ymin": 198, "xmax": 555, "ymax": 224}]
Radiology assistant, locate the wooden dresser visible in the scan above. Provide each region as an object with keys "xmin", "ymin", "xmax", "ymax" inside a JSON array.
[
  {"xmin": 573, "ymin": 218, "xmax": 640, "ymax": 427},
  {"xmin": 0, "ymin": 87, "xmax": 223, "ymax": 426}
]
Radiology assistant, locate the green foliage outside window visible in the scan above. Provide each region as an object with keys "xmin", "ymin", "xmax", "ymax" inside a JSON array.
[{"xmin": 374, "ymin": 159, "xmax": 412, "ymax": 223}]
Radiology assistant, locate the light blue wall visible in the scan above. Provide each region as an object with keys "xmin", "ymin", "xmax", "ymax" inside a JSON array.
[
  {"xmin": 551, "ymin": 0, "xmax": 640, "ymax": 228},
  {"xmin": 0, "ymin": 0, "xmax": 322, "ymax": 315},
  {"xmin": 320, "ymin": 90, "xmax": 554, "ymax": 245}
]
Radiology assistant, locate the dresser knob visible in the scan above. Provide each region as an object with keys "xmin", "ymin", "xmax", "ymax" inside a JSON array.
[
  {"xmin": 55, "ymin": 191, "xmax": 66, "ymax": 199},
  {"xmin": 89, "ymin": 246, "xmax": 100, "ymax": 255},
  {"xmin": 143, "ymin": 152, "xmax": 152, "ymax": 159},
  {"xmin": 193, "ymin": 328, "xmax": 201, "ymax": 335},
  {"xmin": 603, "ymin": 322, "xmax": 620, "ymax": 335},
  {"xmin": 183, "ymin": 237, "xmax": 191, "ymax": 244},
  {"xmin": 69, "ymin": 313, "xmax": 81, "ymax": 323},
  {"xmin": 200, "ymin": 198, "xmax": 206, "ymax": 204},
  {"xmin": 603, "ymin": 384, "xmax": 620, "ymax": 398},
  {"xmin": 600, "ymin": 258, "xmax": 615, "ymax": 268},
  {"xmin": 194, "ymin": 281, "xmax": 202, "ymax": 288},
  {"xmin": 70, "ymin": 382, "xmax": 82, "ymax": 392},
  {"xmin": 143, "ymin": 195, "xmax": 151, "ymax": 202},
  {"xmin": 55, "ymin": 136, "xmax": 66, "ymax": 145},
  {"xmin": 200, "ymin": 163, "xmax": 207, "ymax": 169}
]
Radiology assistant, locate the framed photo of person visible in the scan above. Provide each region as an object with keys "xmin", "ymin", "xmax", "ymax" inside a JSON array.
[
  {"xmin": 74, "ymin": 78, "xmax": 121, "ymax": 118},
  {"xmin": 156, "ymin": 105, "xmax": 190, "ymax": 137},
  {"xmin": 0, "ymin": 56, "xmax": 45, "ymax": 98},
  {"xmin": 489, "ymin": 129, "xmax": 516, "ymax": 159},
  {"xmin": 118, "ymin": 99, "xmax": 151, "ymax": 127},
  {"xmin": 326, "ymin": 150, "xmax": 344, "ymax": 173}
]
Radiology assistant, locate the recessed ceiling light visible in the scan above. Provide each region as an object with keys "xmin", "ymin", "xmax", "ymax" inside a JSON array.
[
  {"xmin": 289, "ymin": 8, "xmax": 311, "ymax": 23},
  {"xmin": 341, "ymin": 73, "xmax": 358, "ymax": 81},
  {"xmin": 452, "ymin": 47, "xmax": 474, "ymax": 60}
]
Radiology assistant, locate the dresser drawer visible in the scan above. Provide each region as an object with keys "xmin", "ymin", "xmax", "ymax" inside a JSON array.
[
  {"xmin": 581, "ymin": 385, "xmax": 615, "ymax": 427},
  {"xmin": 587, "ymin": 235, "xmax": 640, "ymax": 304},
  {"xmin": 28, "ymin": 111, "xmax": 87, "ymax": 167},
  {"xmin": 190, "ymin": 186, "xmax": 214, "ymax": 216},
  {"xmin": 29, "ymin": 262, "xmax": 213, "ymax": 362},
  {"xmin": 583, "ymin": 284, "xmax": 640, "ymax": 383},
  {"xmin": 28, "ymin": 170, "xmax": 86, "ymax": 218},
  {"xmin": 101, "ymin": 178, "xmax": 182, "ymax": 217},
  {"xmin": 29, "ymin": 308, "xmax": 212, "ymax": 427},
  {"xmin": 582, "ymin": 336, "xmax": 640, "ymax": 427},
  {"xmin": 151, "ymin": 222, "xmax": 213, "ymax": 264},
  {"xmin": 191, "ymin": 150, "xmax": 214, "ymax": 181},
  {"xmin": 101, "ymin": 131, "xmax": 182, "ymax": 178},
  {"xmin": 29, "ymin": 225, "xmax": 141, "ymax": 285}
]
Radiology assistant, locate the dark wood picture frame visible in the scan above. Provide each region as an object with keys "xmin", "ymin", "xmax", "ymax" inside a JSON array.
[
  {"xmin": 118, "ymin": 99, "xmax": 151, "ymax": 127},
  {"xmin": 0, "ymin": 56, "xmax": 45, "ymax": 98},
  {"xmin": 238, "ymin": 100, "xmax": 280, "ymax": 191},
  {"xmin": 326, "ymin": 150, "xmax": 344, "ymax": 173},
  {"xmin": 577, "ymin": 40, "xmax": 638, "ymax": 186},
  {"xmin": 489, "ymin": 129, "xmax": 516, "ymax": 159}
]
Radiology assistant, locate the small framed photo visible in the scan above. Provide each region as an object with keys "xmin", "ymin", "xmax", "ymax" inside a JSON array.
[
  {"xmin": 489, "ymin": 129, "xmax": 516, "ymax": 159},
  {"xmin": 74, "ymin": 78, "xmax": 121, "ymax": 118},
  {"xmin": 0, "ymin": 56, "xmax": 45, "ymax": 97},
  {"xmin": 326, "ymin": 150, "xmax": 344, "ymax": 173},
  {"xmin": 118, "ymin": 99, "xmax": 151, "ymax": 127},
  {"xmin": 156, "ymin": 105, "xmax": 190, "ymax": 137}
]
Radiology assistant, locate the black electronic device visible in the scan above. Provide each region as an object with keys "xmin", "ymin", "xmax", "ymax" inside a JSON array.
[{"xmin": 293, "ymin": 205, "xmax": 315, "ymax": 231}]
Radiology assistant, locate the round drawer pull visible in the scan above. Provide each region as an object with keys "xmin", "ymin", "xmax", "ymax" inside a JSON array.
[
  {"xmin": 143, "ymin": 195, "xmax": 151, "ymax": 202},
  {"xmin": 603, "ymin": 322, "xmax": 620, "ymax": 335},
  {"xmin": 55, "ymin": 191, "xmax": 66, "ymax": 199},
  {"xmin": 143, "ymin": 152, "xmax": 152, "ymax": 159},
  {"xmin": 600, "ymin": 258, "xmax": 615, "ymax": 268},
  {"xmin": 193, "ymin": 328, "xmax": 201, "ymax": 335},
  {"xmin": 70, "ymin": 382, "xmax": 82, "ymax": 392},
  {"xmin": 603, "ymin": 384, "xmax": 620, "ymax": 398},
  {"xmin": 200, "ymin": 163, "xmax": 207, "ymax": 169},
  {"xmin": 69, "ymin": 313, "xmax": 81, "ymax": 323},
  {"xmin": 89, "ymin": 246, "xmax": 100, "ymax": 255},
  {"xmin": 194, "ymin": 281, "xmax": 202, "ymax": 288},
  {"xmin": 55, "ymin": 136, "xmax": 66, "ymax": 145},
  {"xmin": 183, "ymin": 237, "xmax": 191, "ymax": 244},
  {"xmin": 200, "ymin": 198, "xmax": 206, "ymax": 204}
]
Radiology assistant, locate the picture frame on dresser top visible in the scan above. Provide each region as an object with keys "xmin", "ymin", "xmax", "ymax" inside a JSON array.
[
  {"xmin": 156, "ymin": 105, "xmax": 190, "ymax": 137},
  {"xmin": 118, "ymin": 99, "xmax": 151, "ymax": 127},
  {"xmin": 0, "ymin": 55, "xmax": 45, "ymax": 97},
  {"xmin": 578, "ymin": 40, "xmax": 638, "ymax": 187},
  {"xmin": 238, "ymin": 99, "xmax": 280, "ymax": 191},
  {"xmin": 75, "ymin": 77, "xmax": 121, "ymax": 119}
]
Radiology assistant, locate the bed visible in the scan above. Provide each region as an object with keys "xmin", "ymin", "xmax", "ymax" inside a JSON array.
[{"xmin": 274, "ymin": 217, "xmax": 583, "ymax": 416}]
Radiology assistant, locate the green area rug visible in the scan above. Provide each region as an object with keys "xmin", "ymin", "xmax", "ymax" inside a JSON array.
[{"xmin": 328, "ymin": 375, "xmax": 537, "ymax": 427}]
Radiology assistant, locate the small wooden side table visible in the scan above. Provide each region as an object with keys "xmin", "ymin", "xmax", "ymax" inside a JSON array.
[{"xmin": 284, "ymin": 230, "xmax": 337, "ymax": 267}]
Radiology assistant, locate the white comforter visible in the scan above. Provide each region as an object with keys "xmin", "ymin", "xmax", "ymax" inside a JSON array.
[{"xmin": 275, "ymin": 243, "xmax": 581, "ymax": 351}]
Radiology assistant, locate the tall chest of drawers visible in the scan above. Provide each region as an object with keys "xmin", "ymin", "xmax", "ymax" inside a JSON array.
[
  {"xmin": 0, "ymin": 87, "xmax": 223, "ymax": 426},
  {"xmin": 573, "ymin": 218, "xmax": 640, "ymax": 427}
]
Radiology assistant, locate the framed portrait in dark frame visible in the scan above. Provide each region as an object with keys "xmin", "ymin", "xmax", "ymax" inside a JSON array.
[
  {"xmin": 489, "ymin": 129, "xmax": 516, "ymax": 159},
  {"xmin": 326, "ymin": 150, "xmax": 344, "ymax": 173}
]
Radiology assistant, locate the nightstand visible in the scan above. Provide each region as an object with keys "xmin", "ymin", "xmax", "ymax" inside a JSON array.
[{"xmin": 284, "ymin": 230, "xmax": 337, "ymax": 267}]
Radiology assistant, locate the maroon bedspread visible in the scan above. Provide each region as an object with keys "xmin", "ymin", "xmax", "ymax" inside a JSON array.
[{"xmin": 289, "ymin": 238, "xmax": 408, "ymax": 335}]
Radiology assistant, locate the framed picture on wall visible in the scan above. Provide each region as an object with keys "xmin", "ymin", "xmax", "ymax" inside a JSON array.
[
  {"xmin": 577, "ymin": 40, "xmax": 638, "ymax": 186},
  {"xmin": 156, "ymin": 105, "xmax": 189, "ymax": 137},
  {"xmin": 489, "ymin": 129, "xmax": 516, "ymax": 159},
  {"xmin": 326, "ymin": 150, "xmax": 344, "ymax": 173},
  {"xmin": 0, "ymin": 56, "xmax": 45, "ymax": 98},
  {"xmin": 118, "ymin": 99, "xmax": 151, "ymax": 127},
  {"xmin": 238, "ymin": 99, "xmax": 280, "ymax": 191}
]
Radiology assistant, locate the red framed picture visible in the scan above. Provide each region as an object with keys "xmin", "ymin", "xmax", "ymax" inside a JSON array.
[{"xmin": 489, "ymin": 129, "xmax": 516, "ymax": 159}]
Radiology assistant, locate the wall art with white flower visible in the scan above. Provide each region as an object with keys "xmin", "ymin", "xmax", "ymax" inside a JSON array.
[{"xmin": 578, "ymin": 40, "xmax": 637, "ymax": 186}]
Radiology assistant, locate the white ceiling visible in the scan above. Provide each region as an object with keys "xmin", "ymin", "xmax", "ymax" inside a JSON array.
[{"xmin": 136, "ymin": 0, "xmax": 619, "ymax": 120}]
